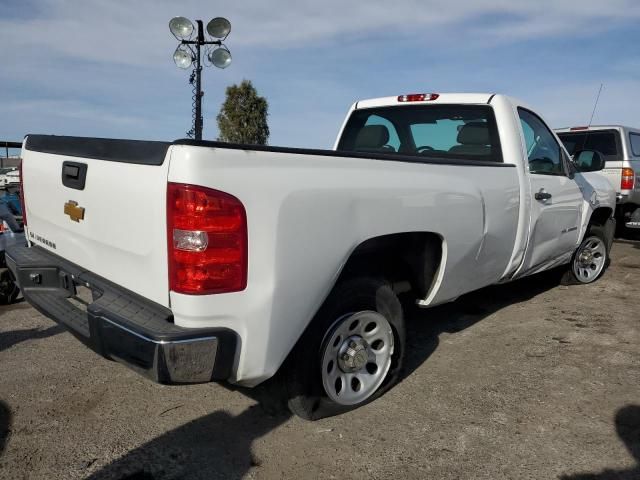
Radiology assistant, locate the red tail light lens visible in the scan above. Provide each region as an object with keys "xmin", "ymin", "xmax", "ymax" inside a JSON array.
[
  {"xmin": 621, "ymin": 168, "xmax": 635, "ymax": 190},
  {"xmin": 167, "ymin": 183, "xmax": 247, "ymax": 295},
  {"xmin": 18, "ymin": 158, "xmax": 27, "ymax": 226}
]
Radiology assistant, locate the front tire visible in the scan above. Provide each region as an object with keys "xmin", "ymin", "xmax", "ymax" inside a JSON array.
[
  {"xmin": 283, "ymin": 277, "xmax": 405, "ymax": 420},
  {"xmin": 562, "ymin": 225, "xmax": 610, "ymax": 285}
]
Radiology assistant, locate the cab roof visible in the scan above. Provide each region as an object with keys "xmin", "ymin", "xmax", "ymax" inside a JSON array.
[
  {"xmin": 354, "ymin": 93, "xmax": 495, "ymax": 110},
  {"xmin": 555, "ymin": 125, "xmax": 640, "ymax": 134}
]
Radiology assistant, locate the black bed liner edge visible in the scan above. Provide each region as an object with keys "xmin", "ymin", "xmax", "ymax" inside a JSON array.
[{"xmin": 23, "ymin": 134, "xmax": 515, "ymax": 168}]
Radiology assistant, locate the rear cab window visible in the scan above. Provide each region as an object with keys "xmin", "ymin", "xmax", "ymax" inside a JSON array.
[
  {"xmin": 556, "ymin": 129, "xmax": 622, "ymax": 162},
  {"xmin": 337, "ymin": 105, "xmax": 503, "ymax": 163}
]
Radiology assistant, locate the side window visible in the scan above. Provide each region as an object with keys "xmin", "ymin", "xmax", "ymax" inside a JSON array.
[
  {"xmin": 630, "ymin": 133, "xmax": 640, "ymax": 157},
  {"xmin": 518, "ymin": 108, "xmax": 564, "ymax": 176}
]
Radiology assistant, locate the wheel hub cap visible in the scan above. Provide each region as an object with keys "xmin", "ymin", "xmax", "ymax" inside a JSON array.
[
  {"xmin": 579, "ymin": 251, "xmax": 593, "ymax": 266},
  {"xmin": 320, "ymin": 311, "xmax": 395, "ymax": 406},
  {"xmin": 572, "ymin": 235, "xmax": 606, "ymax": 283},
  {"xmin": 338, "ymin": 337, "xmax": 369, "ymax": 373}
]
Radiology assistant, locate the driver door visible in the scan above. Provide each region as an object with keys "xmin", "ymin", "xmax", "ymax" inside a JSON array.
[{"xmin": 518, "ymin": 108, "xmax": 583, "ymax": 272}]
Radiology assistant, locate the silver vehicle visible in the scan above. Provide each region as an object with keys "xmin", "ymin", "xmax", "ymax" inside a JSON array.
[{"xmin": 556, "ymin": 125, "xmax": 640, "ymax": 231}]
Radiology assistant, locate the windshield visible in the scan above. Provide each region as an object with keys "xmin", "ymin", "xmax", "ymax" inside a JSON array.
[
  {"xmin": 556, "ymin": 130, "xmax": 621, "ymax": 162},
  {"xmin": 337, "ymin": 105, "xmax": 503, "ymax": 162}
]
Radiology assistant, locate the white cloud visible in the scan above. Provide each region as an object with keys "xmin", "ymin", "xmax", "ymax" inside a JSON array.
[
  {"xmin": 3, "ymin": 98, "xmax": 141, "ymax": 125},
  {"xmin": 529, "ymin": 80, "xmax": 640, "ymax": 129},
  {"xmin": 1, "ymin": 1, "xmax": 638, "ymax": 146},
  {"xmin": 2, "ymin": 0, "xmax": 639, "ymax": 67}
]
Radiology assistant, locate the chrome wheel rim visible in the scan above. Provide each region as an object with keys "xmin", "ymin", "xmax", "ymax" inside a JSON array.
[
  {"xmin": 321, "ymin": 311, "xmax": 394, "ymax": 405},
  {"xmin": 572, "ymin": 235, "xmax": 606, "ymax": 283}
]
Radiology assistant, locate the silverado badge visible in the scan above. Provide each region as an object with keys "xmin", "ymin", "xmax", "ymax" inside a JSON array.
[{"xmin": 64, "ymin": 200, "xmax": 85, "ymax": 222}]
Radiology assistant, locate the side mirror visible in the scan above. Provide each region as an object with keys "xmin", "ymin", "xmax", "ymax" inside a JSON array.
[{"xmin": 573, "ymin": 149, "xmax": 605, "ymax": 172}]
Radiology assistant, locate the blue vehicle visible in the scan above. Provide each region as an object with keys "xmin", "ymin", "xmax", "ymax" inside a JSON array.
[
  {"xmin": 1, "ymin": 190, "xmax": 22, "ymax": 216},
  {"xmin": 0, "ymin": 187, "xmax": 24, "ymax": 303}
]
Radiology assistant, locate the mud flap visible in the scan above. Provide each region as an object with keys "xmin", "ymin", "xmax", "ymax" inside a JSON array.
[{"xmin": 604, "ymin": 216, "xmax": 616, "ymax": 252}]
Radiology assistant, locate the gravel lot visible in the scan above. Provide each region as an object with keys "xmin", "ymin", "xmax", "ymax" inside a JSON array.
[{"xmin": 1, "ymin": 240, "xmax": 639, "ymax": 480}]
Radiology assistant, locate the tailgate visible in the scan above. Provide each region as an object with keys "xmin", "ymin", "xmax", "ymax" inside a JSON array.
[
  {"xmin": 21, "ymin": 135, "xmax": 172, "ymax": 307},
  {"xmin": 601, "ymin": 162, "xmax": 623, "ymax": 193}
]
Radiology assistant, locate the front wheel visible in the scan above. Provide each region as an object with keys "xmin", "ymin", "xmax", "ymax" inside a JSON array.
[
  {"xmin": 563, "ymin": 226, "xmax": 610, "ymax": 285},
  {"xmin": 283, "ymin": 277, "xmax": 405, "ymax": 420}
]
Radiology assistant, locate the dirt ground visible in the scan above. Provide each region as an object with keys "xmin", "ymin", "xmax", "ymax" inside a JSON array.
[{"xmin": 1, "ymin": 240, "xmax": 639, "ymax": 480}]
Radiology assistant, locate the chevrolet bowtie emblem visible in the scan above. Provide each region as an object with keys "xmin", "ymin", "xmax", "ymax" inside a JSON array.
[{"xmin": 64, "ymin": 200, "xmax": 85, "ymax": 222}]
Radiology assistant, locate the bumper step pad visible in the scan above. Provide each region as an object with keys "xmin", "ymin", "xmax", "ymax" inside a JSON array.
[{"xmin": 5, "ymin": 244, "xmax": 237, "ymax": 383}]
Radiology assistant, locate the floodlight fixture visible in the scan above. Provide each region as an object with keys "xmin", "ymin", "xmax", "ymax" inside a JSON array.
[
  {"xmin": 170, "ymin": 16, "xmax": 232, "ymax": 140},
  {"xmin": 209, "ymin": 46, "xmax": 232, "ymax": 69},
  {"xmin": 173, "ymin": 45, "xmax": 193, "ymax": 69},
  {"xmin": 206, "ymin": 17, "xmax": 231, "ymax": 39},
  {"xmin": 169, "ymin": 16, "xmax": 194, "ymax": 40}
]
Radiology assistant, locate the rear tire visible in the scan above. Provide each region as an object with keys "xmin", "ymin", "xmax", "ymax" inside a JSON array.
[
  {"xmin": 562, "ymin": 225, "xmax": 610, "ymax": 285},
  {"xmin": 283, "ymin": 277, "xmax": 405, "ymax": 420},
  {"xmin": 0, "ymin": 269, "xmax": 19, "ymax": 305}
]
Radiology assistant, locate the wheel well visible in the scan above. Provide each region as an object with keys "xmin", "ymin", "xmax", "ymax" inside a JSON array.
[
  {"xmin": 589, "ymin": 207, "xmax": 613, "ymax": 227},
  {"xmin": 337, "ymin": 232, "xmax": 443, "ymax": 299}
]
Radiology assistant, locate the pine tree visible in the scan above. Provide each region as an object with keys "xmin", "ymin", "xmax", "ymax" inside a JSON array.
[{"xmin": 216, "ymin": 80, "xmax": 270, "ymax": 145}]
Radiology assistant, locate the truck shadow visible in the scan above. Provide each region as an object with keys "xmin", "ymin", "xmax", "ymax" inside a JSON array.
[
  {"xmin": 0, "ymin": 324, "xmax": 64, "ymax": 354},
  {"xmin": 559, "ymin": 405, "xmax": 640, "ymax": 480},
  {"xmin": 614, "ymin": 237, "xmax": 640, "ymax": 250},
  {"xmin": 400, "ymin": 266, "xmax": 565, "ymax": 381},
  {"xmin": 88, "ymin": 269, "xmax": 566, "ymax": 480},
  {"xmin": 86, "ymin": 400, "xmax": 290, "ymax": 480}
]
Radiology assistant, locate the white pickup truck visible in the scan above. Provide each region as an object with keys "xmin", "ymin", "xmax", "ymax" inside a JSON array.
[{"xmin": 7, "ymin": 93, "xmax": 616, "ymax": 419}]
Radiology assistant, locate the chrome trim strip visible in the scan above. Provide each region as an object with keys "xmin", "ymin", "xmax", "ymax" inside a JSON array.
[{"xmin": 101, "ymin": 317, "xmax": 218, "ymax": 345}]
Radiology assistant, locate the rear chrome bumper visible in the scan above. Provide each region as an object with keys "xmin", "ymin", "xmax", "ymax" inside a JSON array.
[{"xmin": 5, "ymin": 244, "xmax": 237, "ymax": 384}]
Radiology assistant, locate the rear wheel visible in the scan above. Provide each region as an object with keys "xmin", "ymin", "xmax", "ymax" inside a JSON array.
[
  {"xmin": 562, "ymin": 225, "xmax": 610, "ymax": 285},
  {"xmin": 283, "ymin": 277, "xmax": 405, "ymax": 420},
  {"xmin": 0, "ymin": 269, "xmax": 19, "ymax": 305}
]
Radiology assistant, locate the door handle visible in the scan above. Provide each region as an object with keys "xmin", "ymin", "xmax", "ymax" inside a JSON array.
[
  {"xmin": 63, "ymin": 165, "xmax": 80, "ymax": 179},
  {"xmin": 535, "ymin": 189, "xmax": 552, "ymax": 201},
  {"xmin": 61, "ymin": 161, "xmax": 88, "ymax": 190}
]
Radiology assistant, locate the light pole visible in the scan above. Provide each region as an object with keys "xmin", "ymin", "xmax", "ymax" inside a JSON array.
[{"xmin": 169, "ymin": 16, "xmax": 232, "ymax": 140}]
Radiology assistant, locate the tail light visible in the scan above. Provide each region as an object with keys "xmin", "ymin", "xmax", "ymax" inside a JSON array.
[
  {"xmin": 167, "ymin": 183, "xmax": 247, "ymax": 295},
  {"xmin": 18, "ymin": 158, "xmax": 27, "ymax": 226},
  {"xmin": 621, "ymin": 168, "xmax": 635, "ymax": 190}
]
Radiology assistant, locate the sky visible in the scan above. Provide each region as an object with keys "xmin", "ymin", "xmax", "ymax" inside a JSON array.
[{"xmin": 1, "ymin": 0, "xmax": 639, "ymax": 149}]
